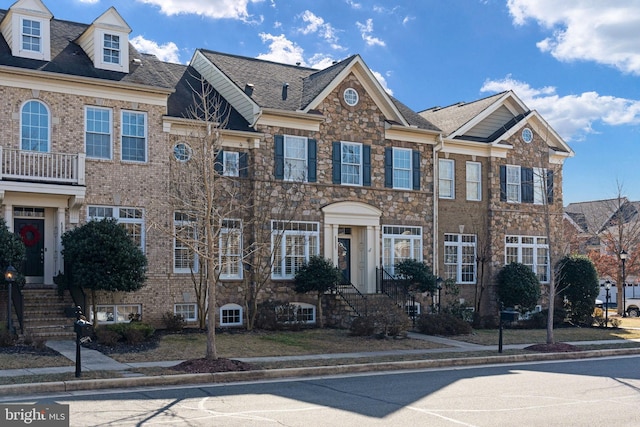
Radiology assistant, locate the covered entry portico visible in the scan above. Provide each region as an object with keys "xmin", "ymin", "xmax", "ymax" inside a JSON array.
[{"xmin": 322, "ymin": 201, "xmax": 381, "ymax": 294}]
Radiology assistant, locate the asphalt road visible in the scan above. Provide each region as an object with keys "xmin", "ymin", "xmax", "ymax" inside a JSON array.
[{"xmin": 3, "ymin": 355, "xmax": 640, "ymax": 426}]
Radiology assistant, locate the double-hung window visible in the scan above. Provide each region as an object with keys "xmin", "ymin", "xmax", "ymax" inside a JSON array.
[
  {"xmin": 173, "ymin": 212, "xmax": 198, "ymax": 273},
  {"xmin": 533, "ymin": 167, "xmax": 547, "ymax": 205},
  {"xmin": 444, "ymin": 234, "xmax": 477, "ymax": 284},
  {"xmin": 506, "ymin": 165, "xmax": 521, "ymax": 203},
  {"xmin": 341, "ymin": 142, "xmax": 362, "ymax": 185},
  {"xmin": 220, "ymin": 219, "xmax": 242, "ymax": 279},
  {"xmin": 284, "ymin": 136, "xmax": 307, "ymax": 181},
  {"xmin": 392, "ymin": 148, "xmax": 412, "ymax": 189},
  {"xmin": 21, "ymin": 100, "xmax": 49, "ymax": 152},
  {"xmin": 121, "ymin": 111, "xmax": 147, "ymax": 162},
  {"xmin": 223, "ymin": 151, "xmax": 239, "ymax": 177},
  {"xmin": 271, "ymin": 221, "xmax": 319, "ymax": 279},
  {"xmin": 88, "ymin": 206, "xmax": 145, "ymax": 250},
  {"xmin": 85, "ymin": 106, "xmax": 112, "ymax": 159},
  {"xmin": 103, "ymin": 34, "xmax": 120, "ymax": 64},
  {"xmin": 439, "ymin": 159, "xmax": 454, "ymax": 199},
  {"xmin": 505, "ymin": 236, "xmax": 549, "ymax": 283},
  {"xmin": 466, "ymin": 162, "xmax": 481, "ymax": 201},
  {"xmin": 21, "ymin": 19, "xmax": 41, "ymax": 53},
  {"xmin": 382, "ymin": 225, "xmax": 423, "ymax": 275}
]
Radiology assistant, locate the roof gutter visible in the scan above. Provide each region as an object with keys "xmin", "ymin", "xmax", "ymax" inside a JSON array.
[{"xmin": 433, "ymin": 133, "xmax": 444, "ymax": 281}]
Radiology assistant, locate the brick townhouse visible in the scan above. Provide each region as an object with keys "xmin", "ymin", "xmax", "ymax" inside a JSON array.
[{"xmin": 0, "ymin": 0, "xmax": 572, "ymax": 336}]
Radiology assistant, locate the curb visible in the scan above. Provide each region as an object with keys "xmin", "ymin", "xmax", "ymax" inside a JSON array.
[{"xmin": 3, "ymin": 347, "xmax": 640, "ymax": 397}]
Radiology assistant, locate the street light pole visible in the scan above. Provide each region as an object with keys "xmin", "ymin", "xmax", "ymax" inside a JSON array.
[
  {"xmin": 621, "ymin": 250, "xmax": 628, "ymax": 317},
  {"xmin": 4, "ymin": 266, "xmax": 17, "ymax": 334}
]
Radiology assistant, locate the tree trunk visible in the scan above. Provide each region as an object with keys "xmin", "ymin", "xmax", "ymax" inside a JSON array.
[
  {"xmin": 317, "ymin": 293, "xmax": 324, "ymax": 328},
  {"xmin": 205, "ymin": 258, "xmax": 217, "ymax": 360}
]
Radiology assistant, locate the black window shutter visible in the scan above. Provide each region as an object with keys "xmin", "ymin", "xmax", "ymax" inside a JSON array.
[
  {"xmin": 332, "ymin": 141, "xmax": 341, "ymax": 184},
  {"xmin": 307, "ymin": 139, "xmax": 317, "ymax": 183},
  {"xmin": 547, "ymin": 170, "xmax": 554, "ymax": 204},
  {"xmin": 363, "ymin": 145, "xmax": 371, "ymax": 187},
  {"xmin": 384, "ymin": 147, "xmax": 393, "ymax": 188},
  {"xmin": 274, "ymin": 135, "xmax": 284, "ymax": 179},
  {"xmin": 500, "ymin": 165, "xmax": 506, "ymax": 201},
  {"xmin": 239, "ymin": 152, "xmax": 248, "ymax": 178},
  {"xmin": 412, "ymin": 150, "xmax": 421, "ymax": 190},
  {"xmin": 521, "ymin": 167, "xmax": 534, "ymax": 203},
  {"xmin": 214, "ymin": 150, "xmax": 223, "ymax": 175}
]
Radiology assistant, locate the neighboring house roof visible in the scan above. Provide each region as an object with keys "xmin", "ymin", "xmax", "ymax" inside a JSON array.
[
  {"xmin": 418, "ymin": 92, "xmax": 506, "ymax": 135},
  {"xmin": 162, "ymin": 61, "xmax": 253, "ymax": 132},
  {"xmin": 565, "ymin": 198, "xmax": 630, "ymax": 234},
  {"xmin": 0, "ymin": 9, "xmax": 174, "ymax": 90}
]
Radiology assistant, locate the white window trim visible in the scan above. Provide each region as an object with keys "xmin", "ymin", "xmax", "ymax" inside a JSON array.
[
  {"xmin": 444, "ymin": 234, "xmax": 477, "ymax": 284},
  {"xmin": 341, "ymin": 141, "xmax": 363, "ymax": 186},
  {"xmin": 92, "ymin": 304, "xmax": 141, "ymax": 324},
  {"xmin": 505, "ymin": 235, "xmax": 550, "ymax": 283},
  {"xmin": 20, "ymin": 100, "xmax": 50, "ymax": 153},
  {"xmin": 506, "ymin": 165, "xmax": 521, "ymax": 203},
  {"xmin": 271, "ymin": 221, "xmax": 320, "ymax": 280},
  {"xmin": 466, "ymin": 161, "xmax": 481, "ymax": 201},
  {"xmin": 120, "ymin": 110, "xmax": 148, "ymax": 163},
  {"xmin": 223, "ymin": 151, "xmax": 240, "ymax": 177},
  {"xmin": 14, "ymin": 15, "xmax": 50, "ymax": 61},
  {"xmin": 439, "ymin": 159, "xmax": 455, "ymax": 199},
  {"xmin": 393, "ymin": 147, "xmax": 412, "ymax": 190},
  {"xmin": 173, "ymin": 212, "xmax": 198, "ymax": 274},
  {"xmin": 174, "ymin": 303, "xmax": 197, "ymax": 322},
  {"xmin": 95, "ymin": 29, "xmax": 129, "ymax": 72},
  {"xmin": 220, "ymin": 303, "xmax": 243, "ymax": 326},
  {"xmin": 382, "ymin": 225, "xmax": 423, "ymax": 275},
  {"xmin": 88, "ymin": 205, "xmax": 145, "ymax": 250},
  {"xmin": 220, "ymin": 219, "xmax": 242, "ymax": 280},
  {"xmin": 284, "ymin": 135, "xmax": 308, "ymax": 182},
  {"xmin": 85, "ymin": 106, "xmax": 113, "ymax": 160}
]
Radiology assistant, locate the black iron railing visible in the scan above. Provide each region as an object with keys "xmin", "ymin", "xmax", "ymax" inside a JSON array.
[
  {"xmin": 378, "ymin": 267, "xmax": 418, "ymax": 325},
  {"xmin": 12, "ymin": 284, "xmax": 24, "ymax": 334},
  {"xmin": 335, "ymin": 282, "xmax": 368, "ymax": 317}
]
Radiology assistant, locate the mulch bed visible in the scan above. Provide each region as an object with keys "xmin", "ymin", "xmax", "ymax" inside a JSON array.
[
  {"xmin": 0, "ymin": 345, "xmax": 60, "ymax": 356},
  {"xmin": 171, "ymin": 358, "xmax": 256, "ymax": 373},
  {"xmin": 524, "ymin": 342, "xmax": 582, "ymax": 352}
]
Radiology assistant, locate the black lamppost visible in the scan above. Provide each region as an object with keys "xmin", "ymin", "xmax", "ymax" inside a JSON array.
[
  {"xmin": 4, "ymin": 265, "xmax": 17, "ymax": 334},
  {"xmin": 621, "ymin": 250, "xmax": 628, "ymax": 317},
  {"xmin": 436, "ymin": 277, "xmax": 443, "ymax": 313},
  {"xmin": 604, "ymin": 280, "xmax": 611, "ymax": 328}
]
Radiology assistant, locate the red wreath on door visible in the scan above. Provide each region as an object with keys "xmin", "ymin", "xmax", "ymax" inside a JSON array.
[{"xmin": 20, "ymin": 224, "xmax": 41, "ymax": 247}]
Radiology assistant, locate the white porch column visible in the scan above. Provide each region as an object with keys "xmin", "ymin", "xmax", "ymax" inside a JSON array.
[
  {"xmin": 365, "ymin": 225, "xmax": 380, "ymax": 293},
  {"xmin": 55, "ymin": 207, "xmax": 65, "ymax": 274},
  {"xmin": 323, "ymin": 223, "xmax": 339, "ymax": 265},
  {"xmin": 3, "ymin": 202, "xmax": 12, "ymax": 231}
]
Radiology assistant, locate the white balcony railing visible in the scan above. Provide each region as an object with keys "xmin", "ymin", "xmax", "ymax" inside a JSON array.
[{"xmin": 0, "ymin": 147, "xmax": 85, "ymax": 185}]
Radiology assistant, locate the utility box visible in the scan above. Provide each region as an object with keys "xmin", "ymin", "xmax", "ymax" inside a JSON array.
[
  {"xmin": 74, "ymin": 320, "xmax": 93, "ymax": 338},
  {"xmin": 500, "ymin": 310, "xmax": 519, "ymax": 323}
]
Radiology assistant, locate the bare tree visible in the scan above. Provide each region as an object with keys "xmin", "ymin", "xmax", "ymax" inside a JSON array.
[{"xmin": 157, "ymin": 74, "xmax": 250, "ymax": 360}]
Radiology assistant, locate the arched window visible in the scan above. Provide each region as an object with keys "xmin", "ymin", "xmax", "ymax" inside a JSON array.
[{"xmin": 21, "ymin": 100, "xmax": 49, "ymax": 152}]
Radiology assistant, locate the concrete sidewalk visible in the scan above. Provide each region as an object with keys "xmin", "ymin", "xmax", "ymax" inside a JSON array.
[{"xmin": 2, "ymin": 333, "xmax": 640, "ymax": 397}]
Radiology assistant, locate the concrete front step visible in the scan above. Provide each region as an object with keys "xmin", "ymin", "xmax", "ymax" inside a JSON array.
[{"xmin": 16, "ymin": 287, "xmax": 79, "ymax": 340}]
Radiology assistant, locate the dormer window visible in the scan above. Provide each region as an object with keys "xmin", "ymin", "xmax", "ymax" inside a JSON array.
[
  {"xmin": 103, "ymin": 34, "xmax": 120, "ymax": 64},
  {"xmin": 21, "ymin": 19, "xmax": 41, "ymax": 53}
]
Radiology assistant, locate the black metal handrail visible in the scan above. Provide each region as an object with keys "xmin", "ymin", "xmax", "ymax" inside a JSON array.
[
  {"xmin": 12, "ymin": 284, "xmax": 24, "ymax": 334},
  {"xmin": 68, "ymin": 284, "xmax": 86, "ymax": 315},
  {"xmin": 378, "ymin": 267, "xmax": 418, "ymax": 325},
  {"xmin": 335, "ymin": 282, "xmax": 368, "ymax": 317}
]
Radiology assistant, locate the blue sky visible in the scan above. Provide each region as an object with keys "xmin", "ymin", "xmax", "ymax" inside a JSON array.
[{"xmin": 18, "ymin": 0, "xmax": 640, "ymax": 205}]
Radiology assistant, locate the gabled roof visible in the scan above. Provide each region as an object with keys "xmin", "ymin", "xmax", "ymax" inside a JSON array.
[
  {"xmin": 419, "ymin": 92, "xmax": 505, "ymax": 135},
  {"xmin": 0, "ymin": 9, "xmax": 174, "ymax": 90},
  {"xmin": 565, "ymin": 198, "xmax": 630, "ymax": 234},
  {"xmin": 191, "ymin": 49, "xmax": 439, "ymax": 131}
]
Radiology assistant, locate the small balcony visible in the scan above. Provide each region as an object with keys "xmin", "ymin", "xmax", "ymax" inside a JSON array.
[{"xmin": 0, "ymin": 147, "xmax": 85, "ymax": 186}]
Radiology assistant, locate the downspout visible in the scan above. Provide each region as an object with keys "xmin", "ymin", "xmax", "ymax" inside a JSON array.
[{"xmin": 433, "ymin": 134, "xmax": 444, "ymax": 280}]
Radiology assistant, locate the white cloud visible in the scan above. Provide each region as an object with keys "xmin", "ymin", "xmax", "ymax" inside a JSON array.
[
  {"xmin": 257, "ymin": 33, "xmax": 306, "ymax": 66},
  {"xmin": 78, "ymin": 0, "xmax": 99, "ymax": 3},
  {"xmin": 298, "ymin": 11, "xmax": 343, "ymax": 50},
  {"xmin": 482, "ymin": 76, "xmax": 640, "ymax": 141},
  {"xmin": 136, "ymin": 0, "xmax": 260, "ymax": 20},
  {"xmin": 356, "ymin": 19, "xmax": 385, "ymax": 47},
  {"xmin": 308, "ymin": 54, "xmax": 337, "ymax": 70},
  {"xmin": 131, "ymin": 35, "xmax": 181, "ymax": 63},
  {"xmin": 346, "ymin": 0, "xmax": 361, "ymax": 9},
  {"xmin": 507, "ymin": 0, "xmax": 640, "ymax": 75},
  {"xmin": 371, "ymin": 70, "xmax": 393, "ymax": 96}
]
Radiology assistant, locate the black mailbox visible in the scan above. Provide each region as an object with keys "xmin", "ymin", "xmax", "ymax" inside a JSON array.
[
  {"xmin": 500, "ymin": 310, "xmax": 519, "ymax": 322},
  {"xmin": 74, "ymin": 320, "xmax": 93, "ymax": 337}
]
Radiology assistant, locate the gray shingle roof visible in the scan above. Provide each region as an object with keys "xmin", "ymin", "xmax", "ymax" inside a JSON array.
[
  {"xmin": 419, "ymin": 92, "xmax": 506, "ymax": 135},
  {"xmin": 0, "ymin": 10, "xmax": 174, "ymax": 89},
  {"xmin": 565, "ymin": 198, "xmax": 630, "ymax": 234}
]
